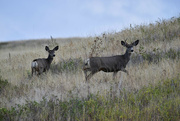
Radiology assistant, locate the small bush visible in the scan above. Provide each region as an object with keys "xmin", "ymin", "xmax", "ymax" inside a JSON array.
[
  {"xmin": 89, "ymin": 37, "xmax": 104, "ymax": 57},
  {"xmin": 0, "ymin": 76, "xmax": 9, "ymax": 93},
  {"xmin": 138, "ymin": 48, "xmax": 180, "ymax": 64},
  {"xmin": 51, "ymin": 58, "xmax": 83, "ymax": 73}
]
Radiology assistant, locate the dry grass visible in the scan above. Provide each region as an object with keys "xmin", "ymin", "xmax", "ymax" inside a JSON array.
[
  {"xmin": 0, "ymin": 16, "xmax": 180, "ymax": 110},
  {"xmin": 0, "ymin": 41, "xmax": 180, "ymax": 109}
]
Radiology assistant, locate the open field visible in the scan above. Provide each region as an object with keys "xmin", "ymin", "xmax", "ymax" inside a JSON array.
[{"xmin": 0, "ymin": 16, "xmax": 180, "ymax": 120}]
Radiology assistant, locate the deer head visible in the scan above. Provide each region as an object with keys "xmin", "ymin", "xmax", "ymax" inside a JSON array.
[{"xmin": 121, "ymin": 40, "xmax": 139, "ymax": 53}]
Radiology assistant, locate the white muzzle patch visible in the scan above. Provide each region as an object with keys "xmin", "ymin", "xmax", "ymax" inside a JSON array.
[
  {"xmin": 131, "ymin": 47, "xmax": 134, "ymax": 52},
  {"xmin": 31, "ymin": 61, "xmax": 38, "ymax": 68}
]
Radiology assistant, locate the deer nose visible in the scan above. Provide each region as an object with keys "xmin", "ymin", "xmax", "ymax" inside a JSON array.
[{"xmin": 131, "ymin": 48, "xmax": 134, "ymax": 52}]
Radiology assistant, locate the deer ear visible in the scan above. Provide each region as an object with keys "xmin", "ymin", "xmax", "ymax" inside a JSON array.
[
  {"xmin": 121, "ymin": 41, "xmax": 126, "ymax": 46},
  {"xmin": 45, "ymin": 46, "xmax": 50, "ymax": 51},
  {"xmin": 53, "ymin": 46, "xmax": 59, "ymax": 51},
  {"xmin": 132, "ymin": 40, "xmax": 139, "ymax": 46}
]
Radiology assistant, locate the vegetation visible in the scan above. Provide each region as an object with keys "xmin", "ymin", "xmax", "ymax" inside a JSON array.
[
  {"xmin": 0, "ymin": 16, "xmax": 180, "ymax": 120},
  {"xmin": 0, "ymin": 76, "xmax": 179, "ymax": 120}
]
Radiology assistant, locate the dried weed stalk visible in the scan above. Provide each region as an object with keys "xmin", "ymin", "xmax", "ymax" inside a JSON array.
[
  {"xmin": 89, "ymin": 37, "xmax": 104, "ymax": 57},
  {"xmin": 48, "ymin": 36, "xmax": 59, "ymax": 48}
]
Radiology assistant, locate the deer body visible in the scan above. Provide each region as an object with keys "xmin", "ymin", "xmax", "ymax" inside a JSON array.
[
  {"xmin": 89, "ymin": 54, "xmax": 130, "ymax": 72},
  {"xmin": 31, "ymin": 46, "xmax": 59, "ymax": 76},
  {"xmin": 83, "ymin": 40, "xmax": 139, "ymax": 81}
]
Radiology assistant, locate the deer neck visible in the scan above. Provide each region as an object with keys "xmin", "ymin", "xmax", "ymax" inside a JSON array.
[
  {"xmin": 123, "ymin": 49, "xmax": 131, "ymax": 62},
  {"xmin": 47, "ymin": 55, "xmax": 53, "ymax": 64}
]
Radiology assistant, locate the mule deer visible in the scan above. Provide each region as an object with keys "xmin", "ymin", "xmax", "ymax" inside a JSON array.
[
  {"xmin": 83, "ymin": 40, "xmax": 139, "ymax": 81},
  {"xmin": 31, "ymin": 46, "xmax": 59, "ymax": 76}
]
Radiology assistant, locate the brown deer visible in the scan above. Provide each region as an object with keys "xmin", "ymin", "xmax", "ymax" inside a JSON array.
[
  {"xmin": 31, "ymin": 46, "xmax": 59, "ymax": 76},
  {"xmin": 83, "ymin": 40, "xmax": 139, "ymax": 81}
]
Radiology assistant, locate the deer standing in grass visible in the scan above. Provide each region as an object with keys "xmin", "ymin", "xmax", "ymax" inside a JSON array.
[
  {"xmin": 83, "ymin": 40, "xmax": 139, "ymax": 81},
  {"xmin": 31, "ymin": 46, "xmax": 59, "ymax": 76}
]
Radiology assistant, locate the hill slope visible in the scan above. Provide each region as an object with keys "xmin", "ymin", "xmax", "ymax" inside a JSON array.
[{"xmin": 0, "ymin": 16, "xmax": 180, "ymax": 120}]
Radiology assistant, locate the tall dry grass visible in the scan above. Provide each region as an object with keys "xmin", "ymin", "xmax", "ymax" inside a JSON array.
[{"xmin": 0, "ymin": 16, "xmax": 180, "ymax": 110}]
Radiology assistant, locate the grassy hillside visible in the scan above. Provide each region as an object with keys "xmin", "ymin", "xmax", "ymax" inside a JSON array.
[{"xmin": 0, "ymin": 16, "xmax": 180, "ymax": 120}]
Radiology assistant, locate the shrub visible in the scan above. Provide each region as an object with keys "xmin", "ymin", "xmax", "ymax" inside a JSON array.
[
  {"xmin": 51, "ymin": 58, "xmax": 83, "ymax": 73},
  {"xmin": 0, "ymin": 75, "xmax": 9, "ymax": 93}
]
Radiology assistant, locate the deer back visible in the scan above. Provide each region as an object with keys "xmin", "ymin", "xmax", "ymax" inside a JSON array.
[
  {"xmin": 33, "ymin": 58, "xmax": 50, "ymax": 70},
  {"xmin": 90, "ymin": 55, "xmax": 127, "ymax": 72}
]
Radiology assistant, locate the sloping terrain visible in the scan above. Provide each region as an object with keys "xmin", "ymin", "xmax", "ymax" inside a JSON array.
[{"xmin": 0, "ymin": 16, "xmax": 180, "ymax": 120}]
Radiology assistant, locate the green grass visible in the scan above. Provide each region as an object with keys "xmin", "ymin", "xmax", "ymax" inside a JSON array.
[{"xmin": 0, "ymin": 76, "xmax": 179, "ymax": 121}]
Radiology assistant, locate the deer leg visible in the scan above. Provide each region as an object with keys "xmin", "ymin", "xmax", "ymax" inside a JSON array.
[
  {"xmin": 113, "ymin": 72, "xmax": 118, "ymax": 80},
  {"xmin": 35, "ymin": 69, "xmax": 37, "ymax": 75},
  {"xmin": 121, "ymin": 68, "xmax": 129, "ymax": 75},
  {"xmin": 38, "ymin": 67, "xmax": 44, "ymax": 75},
  {"xmin": 83, "ymin": 69, "xmax": 91, "ymax": 96},
  {"xmin": 83, "ymin": 69, "xmax": 88, "ymax": 80},
  {"xmin": 86, "ymin": 71, "xmax": 97, "ymax": 81},
  {"xmin": 31, "ymin": 68, "xmax": 33, "ymax": 76},
  {"xmin": 32, "ymin": 68, "xmax": 37, "ymax": 76},
  {"xmin": 44, "ymin": 68, "xmax": 48, "ymax": 74},
  {"xmin": 83, "ymin": 68, "xmax": 92, "ymax": 81},
  {"xmin": 86, "ymin": 72, "xmax": 92, "ymax": 81},
  {"xmin": 84, "ymin": 71, "xmax": 87, "ymax": 78}
]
